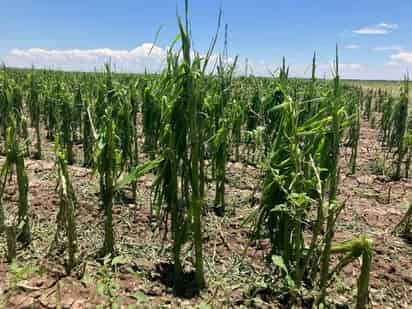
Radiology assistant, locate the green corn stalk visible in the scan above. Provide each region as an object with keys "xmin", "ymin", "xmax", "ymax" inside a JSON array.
[
  {"xmin": 52, "ymin": 137, "xmax": 78, "ymax": 273},
  {"xmin": 88, "ymin": 72, "xmax": 155, "ymax": 256},
  {"xmin": 0, "ymin": 76, "xmax": 13, "ymax": 154},
  {"xmin": 0, "ymin": 163, "xmax": 7, "ymax": 234},
  {"xmin": 116, "ymin": 83, "xmax": 134, "ymax": 174},
  {"xmin": 28, "ymin": 71, "xmax": 42, "ymax": 160},
  {"xmin": 0, "ymin": 69, "xmax": 8, "ymax": 139},
  {"xmin": 391, "ymin": 77, "xmax": 409, "ymax": 180},
  {"xmin": 59, "ymin": 84, "xmax": 75, "ymax": 165},
  {"xmin": 327, "ymin": 238, "xmax": 373, "ymax": 309},
  {"xmin": 6, "ymin": 225, "xmax": 17, "ymax": 262},
  {"xmin": 142, "ymin": 84, "xmax": 161, "ymax": 157},
  {"xmin": 381, "ymin": 96, "xmax": 393, "ymax": 146},
  {"xmin": 279, "ymin": 56, "xmax": 289, "ymax": 85},
  {"xmin": 0, "ymin": 206, "xmax": 4, "ymax": 236},
  {"xmin": 231, "ymin": 90, "xmax": 243, "ymax": 162},
  {"xmin": 252, "ymin": 60, "xmax": 326, "ymax": 289},
  {"xmin": 153, "ymin": 1, "xmax": 217, "ymax": 289},
  {"xmin": 3, "ymin": 119, "xmax": 31, "ymax": 245},
  {"xmin": 3, "ymin": 81, "xmax": 30, "ymax": 158},
  {"xmin": 73, "ymin": 85, "xmax": 83, "ymax": 142},
  {"xmin": 213, "ymin": 120, "xmax": 229, "ymax": 217},
  {"xmin": 45, "ymin": 94, "xmax": 55, "ymax": 140},
  {"xmin": 211, "ymin": 56, "xmax": 237, "ymax": 216},
  {"xmin": 347, "ymin": 89, "xmax": 361, "ymax": 175},
  {"xmin": 153, "ymin": 62, "xmax": 191, "ymax": 283},
  {"xmin": 20, "ymin": 115, "xmax": 30, "ymax": 157},
  {"xmin": 11, "ymin": 83, "xmax": 23, "ymax": 126},
  {"xmin": 405, "ymin": 114, "xmax": 412, "ymax": 178},
  {"xmin": 95, "ymin": 86, "xmax": 107, "ymax": 130},
  {"xmin": 83, "ymin": 96, "xmax": 94, "ymax": 167},
  {"xmin": 91, "ymin": 100, "xmax": 159, "ymax": 260},
  {"xmin": 370, "ymin": 112, "xmax": 376, "ymax": 128},
  {"xmin": 262, "ymin": 75, "xmax": 286, "ymax": 152},
  {"xmin": 393, "ymin": 201, "xmax": 412, "ymax": 238},
  {"xmin": 130, "ymin": 82, "xmax": 140, "ymax": 204},
  {"xmin": 180, "ymin": 6, "xmax": 205, "ymax": 288},
  {"xmin": 318, "ymin": 46, "xmax": 344, "ymax": 305},
  {"xmin": 351, "ymin": 101, "xmax": 361, "ymax": 175},
  {"xmin": 374, "ymin": 88, "xmax": 382, "ymax": 112},
  {"xmin": 301, "ymin": 52, "xmax": 318, "ymax": 122},
  {"xmin": 251, "ymin": 64, "xmax": 355, "ymax": 299},
  {"xmin": 97, "ymin": 110, "xmax": 118, "ymax": 257},
  {"xmin": 246, "ymin": 86, "xmax": 261, "ymax": 161},
  {"xmin": 14, "ymin": 131, "xmax": 31, "ymax": 245},
  {"xmin": 363, "ymin": 91, "xmax": 372, "ymax": 121}
]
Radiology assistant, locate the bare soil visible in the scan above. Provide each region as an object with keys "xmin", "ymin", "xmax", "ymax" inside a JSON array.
[{"xmin": 0, "ymin": 116, "xmax": 411, "ymax": 308}]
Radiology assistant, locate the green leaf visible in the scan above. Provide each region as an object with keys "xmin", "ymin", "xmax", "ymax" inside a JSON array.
[
  {"xmin": 9, "ymin": 260, "xmax": 19, "ymax": 274},
  {"xmin": 198, "ymin": 303, "xmax": 211, "ymax": 309},
  {"xmin": 271, "ymin": 255, "xmax": 288, "ymax": 274},
  {"xmin": 81, "ymin": 275, "xmax": 93, "ymax": 287},
  {"xmin": 111, "ymin": 255, "xmax": 128, "ymax": 266},
  {"xmin": 115, "ymin": 157, "xmax": 163, "ymax": 192},
  {"xmin": 112, "ymin": 303, "xmax": 120, "ymax": 309},
  {"xmin": 318, "ymin": 303, "xmax": 325, "ymax": 309},
  {"xmin": 96, "ymin": 282, "xmax": 106, "ymax": 296},
  {"xmin": 132, "ymin": 291, "xmax": 148, "ymax": 304}
]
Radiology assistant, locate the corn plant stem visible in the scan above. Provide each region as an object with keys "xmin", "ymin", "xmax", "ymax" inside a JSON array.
[
  {"xmin": 318, "ymin": 46, "xmax": 341, "ymax": 305},
  {"xmin": 16, "ymin": 141, "xmax": 31, "ymax": 244}
]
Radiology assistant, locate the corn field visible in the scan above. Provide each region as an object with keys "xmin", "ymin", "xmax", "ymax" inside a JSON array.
[{"xmin": 0, "ymin": 4, "xmax": 412, "ymax": 309}]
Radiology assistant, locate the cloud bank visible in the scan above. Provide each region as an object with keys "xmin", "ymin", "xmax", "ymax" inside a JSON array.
[
  {"xmin": 353, "ymin": 22, "xmax": 398, "ymax": 35},
  {"xmin": 3, "ymin": 43, "xmax": 167, "ymax": 73},
  {"xmin": 2, "ymin": 43, "xmax": 412, "ymax": 80},
  {"xmin": 344, "ymin": 44, "xmax": 360, "ymax": 49},
  {"xmin": 372, "ymin": 45, "xmax": 403, "ymax": 52},
  {"xmin": 390, "ymin": 52, "xmax": 412, "ymax": 65}
]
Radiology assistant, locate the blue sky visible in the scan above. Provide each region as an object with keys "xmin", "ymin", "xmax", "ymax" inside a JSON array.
[{"xmin": 1, "ymin": 0, "xmax": 412, "ymax": 79}]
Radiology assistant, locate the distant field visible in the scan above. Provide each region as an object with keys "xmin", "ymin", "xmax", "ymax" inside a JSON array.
[{"xmin": 344, "ymin": 80, "xmax": 402, "ymax": 93}]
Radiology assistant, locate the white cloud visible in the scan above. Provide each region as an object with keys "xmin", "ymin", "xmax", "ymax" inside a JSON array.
[
  {"xmin": 344, "ymin": 44, "xmax": 360, "ymax": 49},
  {"xmin": 288, "ymin": 61, "xmax": 410, "ymax": 80},
  {"xmin": 2, "ymin": 43, "xmax": 412, "ymax": 80},
  {"xmin": 341, "ymin": 63, "xmax": 364, "ymax": 70},
  {"xmin": 372, "ymin": 45, "xmax": 403, "ymax": 52},
  {"xmin": 353, "ymin": 22, "xmax": 398, "ymax": 35},
  {"xmin": 390, "ymin": 52, "xmax": 412, "ymax": 64},
  {"xmin": 377, "ymin": 23, "xmax": 399, "ymax": 29},
  {"xmin": 385, "ymin": 61, "xmax": 402, "ymax": 67},
  {"xmin": 243, "ymin": 61, "xmax": 369, "ymax": 79},
  {"xmin": 354, "ymin": 28, "xmax": 389, "ymax": 35},
  {"xmin": 2, "ymin": 43, "xmax": 167, "ymax": 73}
]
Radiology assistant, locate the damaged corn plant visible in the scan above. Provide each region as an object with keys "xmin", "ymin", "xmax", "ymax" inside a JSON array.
[
  {"xmin": 0, "ymin": 114, "xmax": 31, "ymax": 262},
  {"xmin": 49, "ymin": 137, "xmax": 78, "ymax": 273},
  {"xmin": 250, "ymin": 50, "xmax": 373, "ymax": 308},
  {"xmin": 153, "ymin": 1, "xmax": 211, "ymax": 291},
  {"xmin": 4, "ymin": 2, "xmax": 412, "ymax": 308}
]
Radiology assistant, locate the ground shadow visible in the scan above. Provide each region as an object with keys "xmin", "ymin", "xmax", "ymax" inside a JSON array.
[{"xmin": 150, "ymin": 262, "xmax": 200, "ymax": 299}]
